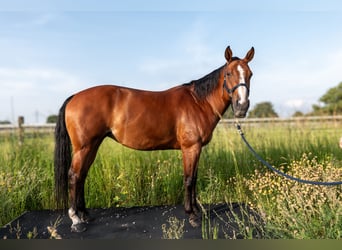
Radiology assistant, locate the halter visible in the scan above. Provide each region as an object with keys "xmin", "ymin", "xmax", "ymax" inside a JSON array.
[{"xmin": 223, "ymin": 75, "xmax": 250, "ymax": 96}]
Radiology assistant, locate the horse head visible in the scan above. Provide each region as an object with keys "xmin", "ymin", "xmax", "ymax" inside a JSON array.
[{"xmin": 223, "ymin": 46, "xmax": 254, "ymax": 118}]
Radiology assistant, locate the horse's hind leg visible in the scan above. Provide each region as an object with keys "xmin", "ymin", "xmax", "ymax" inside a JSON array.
[{"xmin": 68, "ymin": 142, "xmax": 100, "ymax": 232}]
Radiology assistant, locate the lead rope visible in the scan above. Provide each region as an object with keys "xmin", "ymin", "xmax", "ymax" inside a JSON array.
[{"xmin": 234, "ymin": 119, "xmax": 342, "ymax": 186}]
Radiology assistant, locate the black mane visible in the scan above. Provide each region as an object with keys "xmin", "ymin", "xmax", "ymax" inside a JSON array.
[{"xmin": 183, "ymin": 65, "xmax": 224, "ymax": 99}]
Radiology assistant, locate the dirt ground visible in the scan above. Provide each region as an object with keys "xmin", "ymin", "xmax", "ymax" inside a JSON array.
[{"xmin": 0, "ymin": 203, "xmax": 261, "ymax": 239}]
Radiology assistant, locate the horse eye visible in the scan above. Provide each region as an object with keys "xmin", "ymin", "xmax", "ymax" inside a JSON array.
[{"xmin": 227, "ymin": 72, "xmax": 232, "ymax": 77}]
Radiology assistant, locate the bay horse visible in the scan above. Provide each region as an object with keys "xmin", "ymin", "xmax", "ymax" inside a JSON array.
[{"xmin": 54, "ymin": 46, "xmax": 255, "ymax": 232}]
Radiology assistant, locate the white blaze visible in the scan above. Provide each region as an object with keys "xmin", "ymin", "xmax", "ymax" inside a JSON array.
[{"xmin": 237, "ymin": 65, "xmax": 248, "ymax": 104}]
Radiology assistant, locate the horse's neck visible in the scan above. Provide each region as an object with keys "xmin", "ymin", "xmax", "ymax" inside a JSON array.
[{"xmin": 205, "ymin": 81, "xmax": 230, "ymax": 120}]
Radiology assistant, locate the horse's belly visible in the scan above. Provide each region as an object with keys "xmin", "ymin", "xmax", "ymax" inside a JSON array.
[{"xmin": 111, "ymin": 127, "xmax": 180, "ymax": 150}]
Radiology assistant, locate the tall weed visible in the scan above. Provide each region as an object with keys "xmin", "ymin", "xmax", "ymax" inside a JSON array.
[{"xmin": 241, "ymin": 153, "xmax": 342, "ymax": 238}]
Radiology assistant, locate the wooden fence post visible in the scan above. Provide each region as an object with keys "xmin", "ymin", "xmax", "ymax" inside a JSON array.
[{"xmin": 18, "ymin": 116, "xmax": 24, "ymax": 145}]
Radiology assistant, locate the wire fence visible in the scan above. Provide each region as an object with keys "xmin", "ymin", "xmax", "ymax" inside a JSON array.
[{"xmin": 1, "ymin": 115, "xmax": 341, "ymax": 134}]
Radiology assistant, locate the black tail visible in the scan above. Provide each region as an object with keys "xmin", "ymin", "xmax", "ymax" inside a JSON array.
[{"xmin": 54, "ymin": 95, "xmax": 74, "ymax": 209}]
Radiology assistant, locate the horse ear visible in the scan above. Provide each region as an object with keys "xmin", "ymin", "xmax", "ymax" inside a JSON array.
[
  {"xmin": 224, "ymin": 46, "xmax": 233, "ymax": 63},
  {"xmin": 244, "ymin": 47, "xmax": 255, "ymax": 62}
]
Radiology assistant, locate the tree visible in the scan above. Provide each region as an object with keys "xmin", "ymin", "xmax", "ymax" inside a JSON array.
[
  {"xmin": 46, "ymin": 115, "xmax": 58, "ymax": 123},
  {"xmin": 310, "ymin": 82, "xmax": 342, "ymax": 115},
  {"xmin": 292, "ymin": 111, "xmax": 304, "ymax": 117},
  {"xmin": 248, "ymin": 101, "xmax": 278, "ymax": 118},
  {"xmin": 0, "ymin": 120, "xmax": 11, "ymax": 124}
]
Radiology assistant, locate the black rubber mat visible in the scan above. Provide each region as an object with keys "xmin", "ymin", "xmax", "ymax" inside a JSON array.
[{"xmin": 0, "ymin": 203, "xmax": 261, "ymax": 239}]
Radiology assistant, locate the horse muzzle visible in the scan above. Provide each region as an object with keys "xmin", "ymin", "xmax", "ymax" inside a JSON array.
[{"xmin": 232, "ymin": 99, "xmax": 250, "ymax": 118}]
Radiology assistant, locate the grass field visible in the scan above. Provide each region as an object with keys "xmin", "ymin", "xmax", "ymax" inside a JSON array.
[{"xmin": 0, "ymin": 119, "xmax": 341, "ymax": 238}]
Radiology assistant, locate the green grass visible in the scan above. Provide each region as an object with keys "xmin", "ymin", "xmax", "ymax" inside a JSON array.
[
  {"xmin": 0, "ymin": 120, "xmax": 341, "ymax": 238},
  {"xmin": 0, "ymin": 133, "xmax": 55, "ymax": 225}
]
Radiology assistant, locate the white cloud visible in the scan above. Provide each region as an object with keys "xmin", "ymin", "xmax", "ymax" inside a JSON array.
[
  {"xmin": 138, "ymin": 20, "xmax": 222, "ymax": 89},
  {"xmin": 0, "ymin": 67, "xmax": 83, "ymax": 123},
  {"xmin": 31, "ymin": 13, "xmax": 58, "ymax": 26},
  {"xmin": 0, "ymin": 67, "xmax": 81, "ymax": 95},
  {"xmin": 252, "ymin": 47, "xmax": 342, "ymax": 116},
  {"xmin": 285, "ymin": 99, "xmax": 305, "ymax": 109}
]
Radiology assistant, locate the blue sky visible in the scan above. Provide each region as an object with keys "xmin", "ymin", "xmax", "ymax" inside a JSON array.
[{"xmin": 1, "ymin": 1, "xmax": 342, "ymax": 123}]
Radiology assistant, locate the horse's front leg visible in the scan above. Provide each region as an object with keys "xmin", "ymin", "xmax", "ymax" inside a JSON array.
[
  {"xmin": 191, "ymin": 167, "xmax": 200, "ymax": 214},
  {"xmin": 181, "ymin": 143, "xmax": 202, "ymax": 227}
]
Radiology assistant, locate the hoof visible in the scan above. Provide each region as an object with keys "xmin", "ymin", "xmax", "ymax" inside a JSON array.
[
  {"xmin": 80, "ymin": 212, "xmax": 94, "ymax": 223},
  {"xmin": 193, "ymin": 204, "xmax": 201, "ymax": 215},
  {"xmin": 189, "ymin": 214, "xmax": 201, "ymax": 228},
  {"xmin": 71, "ymin": 223, "xmax": 87, "ymax": 233}
]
